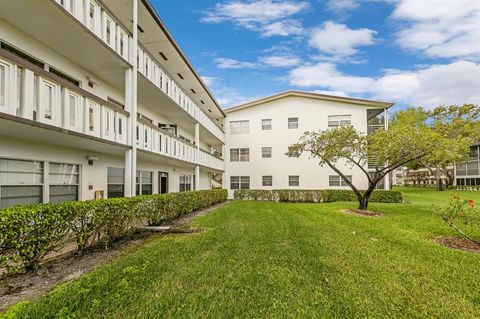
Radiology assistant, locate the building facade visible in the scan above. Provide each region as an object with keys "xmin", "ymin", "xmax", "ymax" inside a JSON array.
[
  {"xmin": 224, "ymin": 91, "xmax": 393, "ymax": 198},
  {"xmin": 0, "ymin": 0, "xmax": 225, "ymax": 208},
  {"xmin": 455, "ymin": 144, "xmax": 480, "ymax": 187}
]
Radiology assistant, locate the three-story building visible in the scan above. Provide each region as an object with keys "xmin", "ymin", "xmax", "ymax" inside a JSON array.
[
  {"xmin": 224, "ymin": 91, "xmax": 393, "ymax": 198},
  {"xmin": 0, "ymin": 0, "xmax": 225, "ymax": 208}
]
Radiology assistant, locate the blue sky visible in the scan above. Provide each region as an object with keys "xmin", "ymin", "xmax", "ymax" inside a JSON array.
[{"xmin": 152, "ymin": 0, "xmax": 480, "ymax": 111}]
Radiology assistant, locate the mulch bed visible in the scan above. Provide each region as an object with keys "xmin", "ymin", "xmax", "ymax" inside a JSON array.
[
  {"xmin": 435, "ymin": 236, "xmax": 480, "ymax": 254},
  {"xmin": 0, "ymin": 201, "xmax": 227, "ymax": 312},
  {"xmin": 340, "ymin": 209, "xmax": 384, "ymax": 217}
]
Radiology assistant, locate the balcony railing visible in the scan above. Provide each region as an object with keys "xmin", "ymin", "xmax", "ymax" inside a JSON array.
[
  {"xmin": 0, "ymin": 51, "xmax": 129, "ymax": 145},
  {"xmin": 137, "ymin": 46, "xmax": 225, "ymax": 143},
  {"xmin": 0, "ymin": 50, "xmax": 225, "ymax": 171},
  {"xmin": 53, "ymin": 0, "xmax": 131, "ymax": 62},
  {"xmin": 52, "ymin": 0, "xmax": 224, "ymax": 143},
  {"xmin": 198, "ymin": 149, "xmax": 224, "ymax": 172}
]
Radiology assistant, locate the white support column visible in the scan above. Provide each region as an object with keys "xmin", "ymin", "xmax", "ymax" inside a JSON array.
[
  {"xmin": 124, "ymin": 0, "xmax": 138, "ymax": 197},
  {"xmin": 384, "ymin": 107, "xmax": 391, "ymax": 190},
  {"xmin": 21, "ymin": 69, "xmax": 34, "ymax": 120},
  {"xmin": 195, "ymin": 165, "xmax": 200, "ymax": 190},
  {"xmin": 194, "ymin": 122, "xmax": 200, "ymax": 190},
  {"xmin": 124, "ymin": 149, "xmax": 132, "ymax": 197},
  {"xmin": 130, "ymin": 0, "xmax": 139, "ymax": 196}
]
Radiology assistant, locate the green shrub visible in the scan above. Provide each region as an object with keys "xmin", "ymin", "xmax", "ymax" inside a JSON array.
[
  {"xmin": 234, "ymin": 189, "xmax": 403, "ymax": 204},
  {"xmin": 0, "ymin": 189, "xmax": 227, "ymax": 275},
  {"xmin": 323, "ymin": 190, "xmax": 357, "ymax": 202},
  {"xmin": 369, "ymin": 190, "xmax": 403, "ymax": 203},
  {"xmin": 0, "ymin": 203, "xmax": 74, "ymax": 273}
]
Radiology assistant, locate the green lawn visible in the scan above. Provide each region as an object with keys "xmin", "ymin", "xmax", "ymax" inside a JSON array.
[{"xmin": 4, "ymin": 188, "xmax": 480, "ymax": 318}]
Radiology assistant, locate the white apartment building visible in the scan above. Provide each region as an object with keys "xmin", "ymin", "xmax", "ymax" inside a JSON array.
[
  {"xmin": 0, "ymin": 0, "xmax": 225, "ymax": 208},
  {"xmin": 224, "ymin": 91, "xmax": 393, "ymax": 198},
  {"xmin": 455, "ymin": 144, "xmax": 480, "ymax": 187}
]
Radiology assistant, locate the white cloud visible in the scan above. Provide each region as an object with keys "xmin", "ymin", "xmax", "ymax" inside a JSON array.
[
  {"xmin": 201, "ymin": 76, "xmax": 255, "ymax": 108},
  {"xmin": 259, "ymin": 54, "xmax": 301, "ymax": 67},
  {"xmin": 214, "ymin": 58, "xmax": 259, "ymax": 69},
  {"xmin": 202, "ymin": 0, "xmax": 309, "ymax": 37},
  {"xmin": 260, "ymin": 19, "xmax": 304, "ymax": 37},
  {"xmin": 201, "ymin": 76, "xmax": 220, "ymax": 87},
  {"xmin": 392, "ymin": 0, "xmax": 480, "ymax": 60},
  {"xmin": 288, "ymin": 61, "xmax": 480, "ymax": 107},
  {"xmin": 308, "ymin": 21, "xmax": 376, "ymax": 57},
  {"xmin": 326, "ymin": 0, "xmax": 359, "ymax": 13}
]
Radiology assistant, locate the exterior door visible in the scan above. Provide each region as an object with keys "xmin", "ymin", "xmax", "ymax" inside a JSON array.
[{"xmin": 159, "ymin": 172, "xmax": 168, "ymax": 194}]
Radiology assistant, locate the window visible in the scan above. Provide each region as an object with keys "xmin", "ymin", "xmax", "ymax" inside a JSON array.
[
  {"xmin": 0, "ymin": 64, "xmax": 5, "ymax": 106},
  {"xmin": 230, "ymin": 148, "xmax": 249, "ymax": 162},
  {"xmin": 261, "ymin": 147, "xmax": 272, "ymax": 158},
  {"xmin": 328, "ymin": 115, "xmax": 351, "ymax": 128},
  {"xmin": 288, "ymin": 117, "xmax": 298, "ymax": 129},
  {"xmin": 230, "ymin": 120, "xmax": 249, "ymax": 135},
  {"xmin": 261, "ymin": 119, "xmax": 272, "ymax": 130},
  {"xmin": 0, "ymin": 159, "xmax": 44, "ymax": 209},
  {"xmin": 289, "ymin": 175, "xmax": 300, "ymax": 187},
  {"xmin": 107, "ymin": 167, "xmax": 124, "ymax": 198},
  {"xmin": 179, "ymin": 174, "xmax": 192, "ymax": 192},
  {"xmin": 49, "ymin": 163, "xmax": 79, "ymax": 203},
  {"xmin": 262, "ymin": 176, "xmax": 272, "ymax": 187},
  {"xmin": 329, "ymin": 175, "xmax": 352, "ymax": 187},
  {"xmin": 49, "ymin": 67, "xmax": 80, "ymax": 87},
  {"xmin": 230, "ymin": 176, "xmax": 250, "ymax": 190},
  {"xmin": 136, "ymin": 170, "xmax": 153, "ymax": 195}
]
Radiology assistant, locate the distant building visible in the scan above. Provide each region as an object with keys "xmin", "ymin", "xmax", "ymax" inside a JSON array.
[
  {"xmin": 224, "ymin": 91, "xmax": 394, "ymax": 198},
  {"xmin": 455, "ymin": 144, "xmax": 480, "ymax": 187}
]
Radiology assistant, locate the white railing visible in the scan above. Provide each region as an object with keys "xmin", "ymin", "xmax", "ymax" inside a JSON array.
[
  {"xmin": 135, "ymin": 120, "xmax": 224, "ymax": 171},
  {"xmin": 0, "ymin": 56, "xmax": 128, "ymax": 145},
  {"xmin": 198, "ymin": 149, "xmax": 225, "ymax": 171},
  {"xmin": 136, "ymin": 123, "xmax": 196, "ymax": 164},
  {"xmin": 53, "ymin": 0, "xmax": 130, "ymax": 62},
  {"xmin": 0, "ymin": 53, "xmax": 225, "ymax": 171},
  {"xmin": 52, "ymin": 0, "xmax": 224, "ymax": 143},
  {"xmin": 137, "ymin": 46, "xmax": 225, "ymax": 143}
]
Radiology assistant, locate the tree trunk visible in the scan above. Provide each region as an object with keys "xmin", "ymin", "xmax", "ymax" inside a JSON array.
[
  {"xmin": 435, "ymin": 166, "xmax": 444, "ymax": 191},
  {"xmin": 358, "ymin": 186, "xmax": 375, "ymax": 210}
]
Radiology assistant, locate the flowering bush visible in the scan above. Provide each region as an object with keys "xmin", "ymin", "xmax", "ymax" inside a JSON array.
[{"xmin": 438, "ymin": 196, "xmax": 480, "ymax": 244}]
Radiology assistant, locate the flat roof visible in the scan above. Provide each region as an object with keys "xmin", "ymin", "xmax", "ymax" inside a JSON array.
[{"xmin": 224, "ymin": 90, "xmax": 395, "ymax": 113}]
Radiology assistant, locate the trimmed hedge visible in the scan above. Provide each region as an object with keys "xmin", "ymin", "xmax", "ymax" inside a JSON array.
[
  {"xmin": 234, "ymin": 189, "xmax": 403, "ymax": 204},
  {"xmin": 0, "ymin": 189, "xmax": 227, "ymax": 275}
]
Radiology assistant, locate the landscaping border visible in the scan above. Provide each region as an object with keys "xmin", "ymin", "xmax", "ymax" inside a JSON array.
[{"xmin": 234, "ymin": 189, "xmax": 403, "ymax": 203}]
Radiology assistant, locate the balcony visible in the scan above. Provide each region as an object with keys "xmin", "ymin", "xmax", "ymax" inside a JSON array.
[
  {"xmin": 0, "ymin": 0, "xmax": 131, "ymax": 91},
  {"xmin": 0, "ymin": 47, "xmax": 225, "ymax": 171},
  {"xmin": 136, "ymin": 118, "xmax": 224, "ymax": 171},
  {"xmin": 137, "ymin": 46, "xmax": 225, "ymax": 144}
]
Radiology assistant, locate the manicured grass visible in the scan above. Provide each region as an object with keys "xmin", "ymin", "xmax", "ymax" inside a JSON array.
[{"xmin": 4, "ymin": 188, "xmax": 480, "ymax": 318}]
